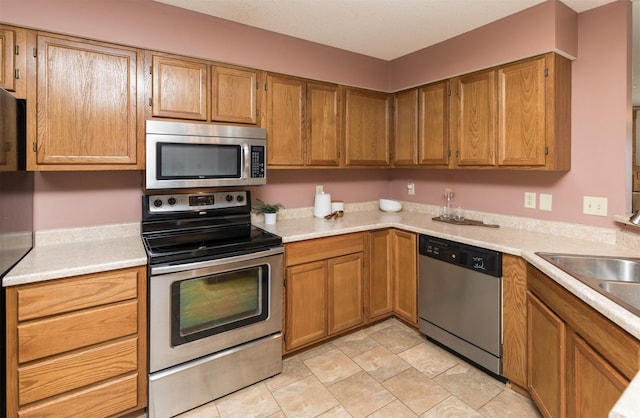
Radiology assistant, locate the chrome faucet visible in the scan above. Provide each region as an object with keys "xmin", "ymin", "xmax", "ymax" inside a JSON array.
[{"xmin": 629, "ymin": 210, "xmax": 640, "ymax": 225}]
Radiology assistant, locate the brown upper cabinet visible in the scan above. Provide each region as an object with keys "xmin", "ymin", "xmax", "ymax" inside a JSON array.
[
  {"xmin": 450, "ymin": 53, "xmax": 570, "ymax": 170},
  {"xmin": 344, "ymin": 87, "xmax": 391, "ymax": 167},
  {"xmin": 0, "ymin": 25, "xmax": 26, "ymax": 97},
  {"xmin": 265, "ymin": 73, "xmax": 341, "ymax": 167},
  {"xmin": 393, "ymin": 81, "xmax": 450, "ymax": 167},
  {"xmin": 27, "ymin": 32, "xmax": 143, "ymax": 170},
  {"xmin": 452, "ymin": 69, "xmax": 498, "ymax": 166},
  {"xmin": 147, "ymin": 52, "xmax": 261, "ymax": 125}
]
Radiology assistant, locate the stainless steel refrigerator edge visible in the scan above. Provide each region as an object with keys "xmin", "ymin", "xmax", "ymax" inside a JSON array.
[{"xmin": 0, "ymin": 87, "xmax": 33, "ymax": 416}]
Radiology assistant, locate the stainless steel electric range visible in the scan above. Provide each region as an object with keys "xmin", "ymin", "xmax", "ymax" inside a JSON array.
[{"xmin": 142, "ymin": 190, "xmax": 283, "ymax": 418}]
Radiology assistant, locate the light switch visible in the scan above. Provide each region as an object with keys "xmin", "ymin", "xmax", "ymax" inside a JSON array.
[{"xmin": 539, "ymin": 194, "xmax": 552, "ymax": 211}]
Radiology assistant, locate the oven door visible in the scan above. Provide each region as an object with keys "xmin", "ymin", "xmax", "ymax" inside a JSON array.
[{"xmin": 149, "ymin": 247, "xmax": 283, "ymax": 373}]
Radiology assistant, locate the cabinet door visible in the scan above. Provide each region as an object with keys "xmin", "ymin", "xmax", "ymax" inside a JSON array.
[
  {"xmin": 418, "ymin": 81, "xmax": 450, "ymax": 166},
  {"xmin": 497, "ymin": 56, "xmax": 546, "ymax": 166},
  {"xmin": 328, "ymin": 253, "xmax": 364, "ymax": 334},
  {"xmin": 569, "ymin": 334, "xmax": 628, "ymax": 418},
  {"xmin": 0, "ymin": 27, "xmax": 16, "ymax": 91},
  {"xmin": 344, "ymin": 88, "xmax": 391, "ymax": 166},
  {"xmin": 368, "ymin": 230, "xmax": 393, "ymax": 320},
  {"xmin": 265, "ymin": 74, "xmax": 305, "ymax": 166},
  {"xmin": 151, "ymin": 55, "xmax": 208, "ymax": 120},
  {"xmin": 306, "ymin": 82, "xmax": 341, "ymax": 166},
  {"xmin": 212, "ymin": 66, "xmax": 258, "ymax": 124},
  {"xmin": 454, "ymin": 70, "xmax": 496, "ymax": 166},
  {"xmin": 527, "ymin": 292, "xmax": 566, "ymax": 418},
  {"xmin": 502, "ymin": 255, "xmax": 528, "ymax": 391},
  {"xmin": 393, "ymin": 89, "xmax": 418, "ymax": 166},
  {"xmin": 33, "ymin": 35, "xmax": 139, "ymax": 167},
  {"xmin": 392, "ymin": 230, "xmax": 417, "ymax": 324},
  {"xmin": 285, "ymin": 261, "xmax": 327, "ymax": 351}
]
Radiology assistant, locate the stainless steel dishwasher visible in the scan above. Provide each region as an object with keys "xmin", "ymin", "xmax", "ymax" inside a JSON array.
[{"xmin": 418, "ymin": 234, "xmax": 503, "ymax": 376}]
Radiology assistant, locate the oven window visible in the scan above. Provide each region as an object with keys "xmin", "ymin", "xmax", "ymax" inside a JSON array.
[
  {"xmin": 171, "ymin": 264, "xmax": 269, "ymax": 346},
  {"xmin": 157, "ymin": 143, "xmax": 242, "ymax": 179}
]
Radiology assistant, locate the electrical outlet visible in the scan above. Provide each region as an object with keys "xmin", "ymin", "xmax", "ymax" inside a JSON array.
[
  {"xmin": 315, "ymin": 185, "xmax": 323, "ymax": 194},
  {"xmin": 407, "ymin": 180, "xmax": 415, "ymax": 195},
  {"xmin": 524, "ymin": 192, "xmax": 537, "ymax": 209},
  {"xmin": 539, "ymin": 194, "xmax": 552, "ymax": 211},
  {"xmin": 583, "ymin": 196, "xmax": 608, "ymax": 216}
]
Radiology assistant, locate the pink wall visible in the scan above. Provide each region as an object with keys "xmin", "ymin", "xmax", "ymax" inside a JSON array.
[
  {"xmin": 0, "ymin": 0, "xmax": 632, "ymax": 230},
  {"xmin": 33, "ymin": 172, "xmax": 142, "ymax": 230},
  {"xmin": 0, "ymin": 0, "xmax": 388, "ymax": 90},
  {"xmin": 388, "ymin": 1, "xmax": 630, "ymax": 229},
  {"xmin": 249, "ymin": 170, "xmax": 392, "ymax": 210},
  {"xmin": 387, "ymin": 0, "xmax": 578, "ymax": 91}
]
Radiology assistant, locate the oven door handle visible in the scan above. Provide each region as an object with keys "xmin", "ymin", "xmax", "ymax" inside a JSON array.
[{"xmin": 150, "ymin": 246, "xmax": 284, "ymax": 275}]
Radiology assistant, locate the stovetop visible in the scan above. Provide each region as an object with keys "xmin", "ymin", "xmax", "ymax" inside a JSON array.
[{"xmin": 141, "ymin": 190, "xmax": 282, "ymax": 266}]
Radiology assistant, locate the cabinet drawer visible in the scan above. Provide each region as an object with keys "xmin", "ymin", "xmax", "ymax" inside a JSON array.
[
  {"xmin": 19, "ymin": 337, "xmax": 138, "ymax": 405},
  {"xmin": 17, "ymin": 268, "xmax": 139, "ymax": 321},
  {"xmin": 18, "ymin": 373, "xmax": 138, "ymax": 418},
  {"xmin": 18, "ymin": 300, "xmax": 137, "ymax": 363},
  {"xmin": 286, "ymin": 233, "xmax": 365, "ymax": 266}
]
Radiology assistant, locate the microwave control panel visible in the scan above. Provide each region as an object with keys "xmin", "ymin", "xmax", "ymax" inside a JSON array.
[{"xmin": 250, "ymin": 146, "xmax": 265, "ymax": 179}]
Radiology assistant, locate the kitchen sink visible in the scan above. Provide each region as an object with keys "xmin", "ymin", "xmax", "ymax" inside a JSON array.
[
  {"xmin": 536, "ymin": 253, "xmax": 640, "ymax": 316},
  {"xmin": 598, "ymin": 282, "xmax": 640, "ymax": 312},
  {"xmin": 539, "ymin": 254, "xmax": 640, "ymax": 283}
]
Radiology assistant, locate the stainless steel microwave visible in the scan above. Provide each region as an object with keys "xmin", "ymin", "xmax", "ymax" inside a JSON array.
[{"xmin": 145, "ymin": 120, "xmax": 267, "ymax": 190}]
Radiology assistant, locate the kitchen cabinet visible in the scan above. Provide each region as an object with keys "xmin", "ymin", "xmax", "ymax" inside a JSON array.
[
  {"xmin": 149, "ymin": 54, "xmax": 208, "ymax": 120},
  {"xmin": 0, "ymin": 25, "xmax": 26, "ymax": 97},
  {"xmin": 418, "ymin": 81, "xmax": 450, "ymax": 166},
  {"xmin": 392, "ymin": 230, "xmax": 417, "ymax": 324},
  {"xmin": 392, "ymin": 89, "xmax": 418, "ymax": 165},
  {"xmin": 502, "ymin": 254, "xmax": 528, "ymax": 393},
  {"xmin": 451, "ymin": 53, "xmax": 570, "ymax": 170},
  {"xmin": 451, "ymin": 69, "xmax": 497, "ymax": 166},
  {"xmin": 26, "ymin": 32, "xmax": 144, "ymax": 170},
  {"xmin": 5, "ymin": 266, "xmax": 147, "ymax": 417},
  {"xmin": 392, "ymin": 82, "xmax": 450, "ymax": 167},
  {"xmin": 265, "ymin": 73, "xmax": 341, "ymax": 167},
  {"xmin": 284, "ymin": 233, "xmax": 366, "ymax": 352},
  {"xmin": 211, "ymin": 65, "xmax": 259, "ymax": 124},
  {"xmin": 527, "ymin": 264, "xmax": 639, "ymax": 418},
  {"xmin": 368, "ymin": 230, "xmax": 394, "ymax": 320},
  {"xmin": 344, "ymin": 87, "xmax": 391, "ymax": 166},
  {"xmin": 367, "ymin": 229, "xmax": 418, "ymax": 325},
  {"xmin": 148, "ymin": 52, "xmax": 260, "ymax": 124}
]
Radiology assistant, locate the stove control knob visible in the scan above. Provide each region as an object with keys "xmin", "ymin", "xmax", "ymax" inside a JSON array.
[
  {"xmin": 168, "ymin": 197, "xmax": 176, "ymax": 206},
  {"xmin": 225, "ymin": 194, "xmax": 233, "ymax": 202},
  {"xmin": 236, "ymin": 194, "xmax": 244, "ymax": 202},
  {"xmin": 153, "ymin": 199, "xmax": 163, "ymax": 208}
]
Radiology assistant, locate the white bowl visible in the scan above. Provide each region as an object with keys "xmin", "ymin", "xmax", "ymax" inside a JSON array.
[{"xmin": 379, "ymin": 199, "xmax": 403, "ymax": 212}]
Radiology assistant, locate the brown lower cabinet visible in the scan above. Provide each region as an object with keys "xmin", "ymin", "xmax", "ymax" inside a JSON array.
[
  {"xmin": 5, "ymin": 266, "xmax": 147, "ymax": 417},
  {"xmin": 527, "ymin": 264, "xmax": 639, "ymax": 418},
  {"xmin": 284, "ymin": 229, "xmax": 419, "ymax": 354},
  {"xmin": 368, "ymin": 229, "xmax": 417, "ymax": 325},
  {"xmin": 284, "ymin": 233, "xmax": 366, "ymax": 353}
]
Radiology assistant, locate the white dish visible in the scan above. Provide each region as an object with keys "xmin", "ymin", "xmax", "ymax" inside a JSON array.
[{"xmin": 379, "ymin": 199, "xmax": 403, "ymax": 212}]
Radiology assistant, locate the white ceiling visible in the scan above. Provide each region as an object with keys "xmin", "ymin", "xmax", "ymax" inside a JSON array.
[{"xmin": 154, "ymin": 0, "xmax": 617, "ymax": 60}]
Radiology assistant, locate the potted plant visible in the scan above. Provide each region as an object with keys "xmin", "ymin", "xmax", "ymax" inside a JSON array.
[{"xmin": 253, "ymin": 199, "xmax": 284, "ymax": 225}]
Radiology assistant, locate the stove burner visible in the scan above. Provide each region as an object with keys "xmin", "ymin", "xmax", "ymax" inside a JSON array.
[{"xmin": 141, "ymin": 190, "xmax": 282, "ymax": 267}]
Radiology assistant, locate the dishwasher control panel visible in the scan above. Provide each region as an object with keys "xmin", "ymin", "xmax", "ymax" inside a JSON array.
[{"xmin": 419, "ymin": 234, "xmax": 502, "ymax": 277}]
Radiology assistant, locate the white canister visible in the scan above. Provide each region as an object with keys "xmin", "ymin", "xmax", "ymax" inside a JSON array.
[{"xmin": 314, "ymin": 192, "xmax": 332, "ymax": 218}]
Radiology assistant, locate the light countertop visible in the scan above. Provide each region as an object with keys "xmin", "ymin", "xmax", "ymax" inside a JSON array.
[
  {"xmin": 4, "ymin": 204, "xmax": 640, "ymax": 415},
  {"xmin": 3, "ymin": 222, "xmax": 147, "ymax": 287},
  {"xmin": 256, "ymin": 203, "xmax": 640, "ymax": 341}
]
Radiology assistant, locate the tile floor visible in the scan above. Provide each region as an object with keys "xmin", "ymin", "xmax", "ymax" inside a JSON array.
[{"xmin": 176, "ymin": 318, "xmax": 541, "ymax": 418}]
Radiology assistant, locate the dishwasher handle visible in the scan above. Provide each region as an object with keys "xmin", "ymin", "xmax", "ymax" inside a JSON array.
[{"xmin": 419, "ymin": 234, "xmax": 502, "ymax": 277}]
